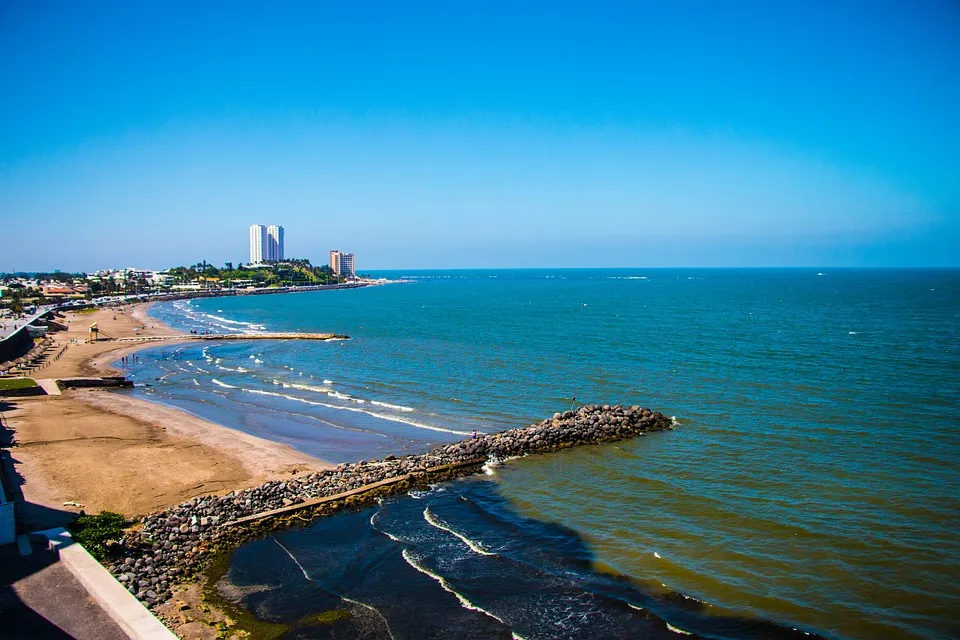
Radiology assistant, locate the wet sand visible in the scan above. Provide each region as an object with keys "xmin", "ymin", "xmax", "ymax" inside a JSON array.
[{"xmin": 2, "ymin": 303, "xmax": 331, "ymax": 526}]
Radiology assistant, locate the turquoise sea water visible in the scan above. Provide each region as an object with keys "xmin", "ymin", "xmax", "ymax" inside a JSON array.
[{"xmin": 129, "ymin": 269, "xmax": 960, "ymax": 639}]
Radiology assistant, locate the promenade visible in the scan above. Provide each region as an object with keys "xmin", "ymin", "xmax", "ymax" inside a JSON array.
[{"xmin": 0, "ymin": 305, "xmax": 58, "ymax": 341}]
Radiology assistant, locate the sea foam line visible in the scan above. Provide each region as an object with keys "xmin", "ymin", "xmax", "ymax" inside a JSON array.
[
  {"xmin": 369, "ymin": 509, "xmax": 403, "ymax": 542},
  {"xmin": 628, "ymin": 604, "xmax": 692, "ymax": 636},
  {"xmin": 401, "ymin": 548, "xmax": 507, "ymax": 625},
  {"xmin": 423, "ymin": 507, "xmax": 495, "ymax": 556},
  {"xmin": 240, "ymin": 388, "xmax": 470, "ymax": 435},
  {"xmin": 211, "ymin": 378, "xmax": 238, "ymax": 389},
  {"xmin": 371, "ymin": 400, "xmax": 415, "ymax": 412},
  {"xmin": 275, "ymin": 539, "xmax": 396, "ymax": 640}
]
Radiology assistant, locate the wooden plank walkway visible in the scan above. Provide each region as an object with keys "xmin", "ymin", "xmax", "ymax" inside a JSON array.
[{"xmin": 224, "ymin": 458, "xmax": 486, "ymax": 527}]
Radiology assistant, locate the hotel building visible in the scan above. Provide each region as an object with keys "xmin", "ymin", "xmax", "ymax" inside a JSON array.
[{"xmin": 329, "ymin": 250, "xmax": 356, "ymax": 278}]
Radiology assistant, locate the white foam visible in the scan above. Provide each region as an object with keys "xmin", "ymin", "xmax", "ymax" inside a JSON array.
[
  {"xmin": 423, "ymin": 507, "xmax": 495, "ymax": 556},
  {"xmin": 371, "ymin": 400, "xmax": 415, "ymax": 412},
  {"xmin": 323, "ymin": 379, "xmax": 334, "ymax": 384},
  {"xmin": 192, "ymin": 378, "xmax": 199, "ymax": 386},
  {"xmin": 653, "ymin": 551, "xmax": 662, "ymax": 559},
  {"xmin": 238, "ymin": 388, "xmax": 471, "ymax": 435},
  {"xmin": 284, "ymin": 382, "xmax": 333, "ymax": 394},
  {"xmin": 666, "ymin": 623, "xmax": 693, "ymax": 635},
  {"xmin": 328, "ymin": 390, "xmax": 365, "ymax": 404},
  {"xmin": 401, "ymin": 549, "xmax": 506, "ymax": 624},
  {"xmin": 211, "ymin": 378, "xmax": 238, "ymax": 389},
  {"xmin": 369, "ymin": 509, "xmax": 403, "ymax": 542},
  {"xmin": 275, "ymin": 539, "xmax": 396, "ymax": 640}
]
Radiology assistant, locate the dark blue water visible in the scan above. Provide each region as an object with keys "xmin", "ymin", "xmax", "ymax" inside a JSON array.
[{"xmin": 125, "ymin": 269, "xmax": 959, "ymax": 639}]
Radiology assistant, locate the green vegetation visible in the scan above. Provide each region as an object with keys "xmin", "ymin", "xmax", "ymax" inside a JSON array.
[
  {"xmin": 0, "ymin": 378, "xmax": 38, "ymax": 390},
  {"xmin": 9, "ymin": 290, "xmax": 24, "ymax": 315},
  {"xmin": 202, "ymin": 552, "xmax": 290, "ymax": 639},
  {"xmin": 168, "ymin": 258, "xmax": 343, "ymax": 288},
  {"xmin": 298, "ymin": 609, "xmax": 352, "ymax": 626},
  {"xmin": 68, "ymin": 511, "xmax": 127, "ymax": 561}
]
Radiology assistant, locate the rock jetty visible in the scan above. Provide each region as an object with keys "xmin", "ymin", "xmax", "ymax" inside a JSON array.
[{"xmin": 104, "ymin": 404, "xmax": 673, "ymax": 609}]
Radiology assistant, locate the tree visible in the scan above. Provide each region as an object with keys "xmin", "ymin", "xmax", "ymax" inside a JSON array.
[{"xmin": 10, "ymin": 290, "xmax": 24, "ymax": 316}]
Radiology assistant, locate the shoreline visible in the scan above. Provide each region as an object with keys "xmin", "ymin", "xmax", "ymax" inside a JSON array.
[{"xmin": 1, "ymin": 300, "xmax": 334, "ymax": 529}]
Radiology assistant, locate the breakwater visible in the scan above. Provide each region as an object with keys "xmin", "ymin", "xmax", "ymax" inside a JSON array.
[{"xmin": 104, "ymin": 404, "xmax": 673, "ymax": 609}]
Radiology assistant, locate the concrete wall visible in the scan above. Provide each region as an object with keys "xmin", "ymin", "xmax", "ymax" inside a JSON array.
[{"xmin": 0, "ymin": 326, "xmax": 34, "ymax": 364}]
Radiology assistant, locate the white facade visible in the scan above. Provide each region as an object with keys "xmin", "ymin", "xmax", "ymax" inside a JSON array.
[
  {"xmin": 249, "ymin": 224, "xmax": 268, "ymax": 264},
  {"xmin": 251, "ymin": 224, "xmax": 284, "ymax": 262},
  {"xmin": 267, "ymin": 225, "xmax": 284, "ymax": 261}
]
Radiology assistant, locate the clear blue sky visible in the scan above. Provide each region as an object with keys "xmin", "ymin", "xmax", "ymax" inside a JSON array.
[{"xmin": 1, "ymin": 1, "xmax": 958, "ymax": 271}]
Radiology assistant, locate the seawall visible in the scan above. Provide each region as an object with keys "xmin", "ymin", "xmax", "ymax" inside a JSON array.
[{"xmin": 102, "ymin": 404, "xmax": 673, "ymax": 610}]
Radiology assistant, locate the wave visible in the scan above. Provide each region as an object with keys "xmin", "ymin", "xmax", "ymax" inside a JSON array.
[
  {"xmin": 192, "ymin": 378, "xmax": 199, "ymax": 386},
  {"xmin": 371, "ymin": 400, "xmax": 415, "ymax": 413},
  {"xmin": 239, "ymin": 388, "xmax": 471, "ymax": 435},
  {"xmin": 328, "ymin": 390, "xmax": 365, "ymax": 403},
  {"xmin": 401, "ymin": 548, "xmax": 508, "ymax": 625},
  {"xmin": 370, "ymin": 509, "xmax": 403, "ymax": 542},
  {"xmin": 423, "ymin": 507, "xmax": 495, "ymax": 556},
  {"xmin": 211, "ymin": 378, "xmax": 238, "ymax": 389},
  {"xmin": 283, "ymin": 382, "xmax": 334, "ymax": 394},
  {"xmin": 628, "ymin": 605, "xmax": 692, "ymax": 636},
  {"xmin": 323, "ymin": 379, "xmax": 334, "ymax": 384},
  {"xmin": 275, "ymin": 538, "xmax": 396, "ymax": 640}
]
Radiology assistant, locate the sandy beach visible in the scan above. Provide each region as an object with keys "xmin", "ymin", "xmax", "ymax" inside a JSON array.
[{"xmin": 2, "ymin": 302, "xmax": 331, "ymax": 527}]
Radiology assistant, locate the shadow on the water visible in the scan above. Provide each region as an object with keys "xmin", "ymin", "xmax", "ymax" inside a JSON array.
[{"xmin": 208, "ymin": 475, "xmax": 828, "ymax": 640}]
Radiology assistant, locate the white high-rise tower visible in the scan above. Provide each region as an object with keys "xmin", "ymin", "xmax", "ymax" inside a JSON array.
[
  {"xmin": 249, "ymin": 224, "xmax": 268, "ymax": 264},
  {"xmin": 267, "ymin": 225, "xmax": 284, "ymax": 261},
  {"xmin": 250, "ymin": 224, "xmax": 284, "ymax": 263}
]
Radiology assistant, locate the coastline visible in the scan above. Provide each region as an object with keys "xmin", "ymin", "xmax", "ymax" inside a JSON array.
[{"xmin": 2, "ymin": 300, "xmax": 333, "ymax": 528}]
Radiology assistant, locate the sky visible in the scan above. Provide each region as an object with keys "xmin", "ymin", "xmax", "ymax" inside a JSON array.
[{"xmin": 1, "ymin": 1, "xmax": 958, "ymax": 271}]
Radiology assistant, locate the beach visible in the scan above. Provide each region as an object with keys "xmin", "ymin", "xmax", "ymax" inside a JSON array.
[{"xmin": 2, "ymin": 303, "xmax": 330, "ymax": 528}]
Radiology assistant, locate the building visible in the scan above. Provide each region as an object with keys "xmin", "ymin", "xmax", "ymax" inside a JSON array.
[
  {"xmin": 267, "ymin": 225, "xmax": 284, "ymax": 262},
  {"xmin": 249, "ymin": 224, "xmax": 268, "ymax": 264},
  {"xmin": 329, "ymin": 250, "xmax": 355, "ymax": 278},
  {"xmin": 250, "ymin": 224, "xmax": 284, "ymax": 263}
]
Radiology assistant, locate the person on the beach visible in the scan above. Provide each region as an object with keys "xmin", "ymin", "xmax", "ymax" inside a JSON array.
[{"xmin": 472, "ymin": 430, "xmax": 477, "ymax": 439}]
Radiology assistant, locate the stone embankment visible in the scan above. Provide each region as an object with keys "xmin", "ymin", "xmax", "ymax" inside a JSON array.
[{"xmin": 104, "ymin": 404, "xmax": 673, "ymax": 609}]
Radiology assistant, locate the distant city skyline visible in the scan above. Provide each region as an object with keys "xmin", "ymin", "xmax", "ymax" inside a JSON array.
[{"xmin": 1, "ymin": 2, "xmax": 958, "ymax": 271}]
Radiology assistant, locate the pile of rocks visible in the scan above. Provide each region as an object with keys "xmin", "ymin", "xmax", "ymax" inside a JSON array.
[{"xmin": 105, "ymin": 404, "xmax": 673, "ymax": 608}]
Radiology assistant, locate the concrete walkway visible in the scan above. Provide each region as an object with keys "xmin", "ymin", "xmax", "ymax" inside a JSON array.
[
  {"xmin": 0, "ymin": 536, "xmax": 127, "ymax": 640},
  {"xmin": 34, "ymin": 379, "xmax": 61, "ymax": 396}
]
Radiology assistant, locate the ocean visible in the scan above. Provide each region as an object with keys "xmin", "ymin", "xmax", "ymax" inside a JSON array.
[{"xmin": 124, "ymin": 269, "xmax": 959, "ymax": 639}]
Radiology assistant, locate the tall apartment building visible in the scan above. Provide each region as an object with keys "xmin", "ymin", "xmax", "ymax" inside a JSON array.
[
  {"xmin": 249, "ymin": 224, "xmax": 284, "ymax": 263},
  {"xmin": 329, "ymin": 250, "xmax": 356, "ymax": 278},
  {"xmin": 267, "ymin": 225, "xmax": 284, "ymax": 262},
  {"xmin": 249, "ymin": 225, "xmax": 267, "ymax": 264}
]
